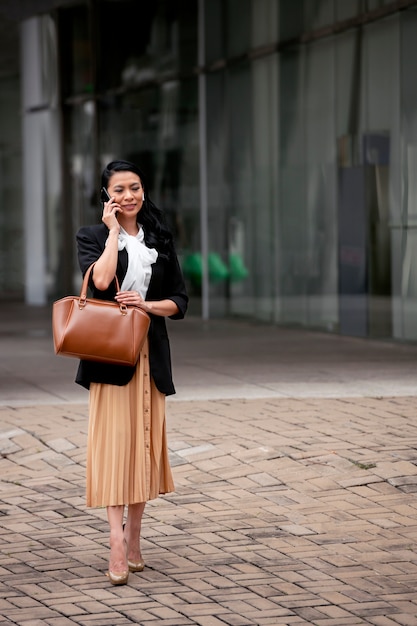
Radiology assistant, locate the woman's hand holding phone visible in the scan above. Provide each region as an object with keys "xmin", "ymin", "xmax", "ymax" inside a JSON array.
[{"xmin": 101, "ymin": 187, "xmax": 120, "ymax": 231}]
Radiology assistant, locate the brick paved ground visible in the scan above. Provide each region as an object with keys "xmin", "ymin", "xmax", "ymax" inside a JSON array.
[{"xmin": 1, "ymin": 395, "xmax": 417, "ymax": 625}]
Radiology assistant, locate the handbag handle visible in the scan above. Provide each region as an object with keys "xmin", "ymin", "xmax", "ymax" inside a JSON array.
[{"xmin": 79, "ymin": 262, "xmax": 126, "ymax": 313}]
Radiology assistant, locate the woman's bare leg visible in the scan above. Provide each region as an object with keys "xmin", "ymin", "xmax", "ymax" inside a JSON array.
[
  {"xmin": 125, "ymin": 502, "xmax": 146, "ymax": 566},
  {"xmin": 107, "ymin": 505, "xmax": 127, "ymax": 575}
]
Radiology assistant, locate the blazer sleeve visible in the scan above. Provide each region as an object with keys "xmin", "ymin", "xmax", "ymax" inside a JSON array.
[
  {"xmin": 165, "ymin": 246, "xmax": 188, "ymax": 320},
  {"xmin": 150, "ymin": 241, "xmax": 187, "ymax": 320},
  {"xmin": 76, "ymin": 226, "xmax": 106, "ymax": 276}
]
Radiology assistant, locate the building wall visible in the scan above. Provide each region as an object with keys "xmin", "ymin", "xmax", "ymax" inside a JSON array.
[{"xmin": 3, "ymin": 0, "xmax": 417, "ymax": 340}]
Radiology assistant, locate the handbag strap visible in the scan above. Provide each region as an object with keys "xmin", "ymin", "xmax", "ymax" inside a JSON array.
[{"xmin": 79, "ymin": 262, "xmax": 121, "ymax": 306}]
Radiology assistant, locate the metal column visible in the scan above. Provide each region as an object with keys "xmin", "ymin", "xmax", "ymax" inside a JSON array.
[{"xmin": 198, "ymin": 0, "xmax": 209, "ymax": 320}]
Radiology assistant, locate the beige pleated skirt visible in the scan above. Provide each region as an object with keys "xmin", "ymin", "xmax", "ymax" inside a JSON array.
[{"xmin": 86, "ymin": 338, "xmax": 175, "ymax": 507}]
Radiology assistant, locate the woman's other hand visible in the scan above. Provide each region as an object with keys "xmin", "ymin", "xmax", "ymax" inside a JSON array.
[
  {"xmin": 114, "ymin": 292, "xmax": 179, "ymax": 317},
  {"xmin": 115, "ymin": 290, "xmax": 151, "ymax": 312}
]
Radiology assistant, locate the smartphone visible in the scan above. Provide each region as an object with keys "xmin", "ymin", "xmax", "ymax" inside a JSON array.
[{"xmin": 100, "ymin": 187, "xmax": 111, "ymax": 203}]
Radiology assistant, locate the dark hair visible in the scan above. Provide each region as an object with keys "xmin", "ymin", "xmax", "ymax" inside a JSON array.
[{"xmin": 102, "ymin": 160, "xmax": 173, "ymax": 256}]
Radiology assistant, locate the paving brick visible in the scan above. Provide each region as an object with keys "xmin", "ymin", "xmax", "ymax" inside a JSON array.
[
  {"xmin": 367, "ymin": 618, "xmax": 405, "ymax": 626},
  {"xmin": 383, "ymin": 616, "xmax": 417, "ymax": 626},
  {"xmin": 43, "ymin": 617, "xmax": 83, "ymax": 626},
  {"xmin": 217, "ymin": 615, "xmax": 257, "ymax": 625},
  {"xmin": 191, "ymin": 617, "xmax": 236, "ymax": 626}
]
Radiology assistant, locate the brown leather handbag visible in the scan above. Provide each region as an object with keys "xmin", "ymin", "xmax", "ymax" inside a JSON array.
[{"xmin": 52, "ymin": 263, "xmax": 150, "ymax": 366}]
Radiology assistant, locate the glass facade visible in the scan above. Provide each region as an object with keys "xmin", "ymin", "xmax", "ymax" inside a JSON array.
[{"xmin": 4, "ymin": 0, "xmax": 417, "ymax": 340}]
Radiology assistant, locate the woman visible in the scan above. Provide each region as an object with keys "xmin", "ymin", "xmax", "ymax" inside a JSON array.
[{"xmin": 75, "ymin": 160, "xmax": 188, "ymax": 585}]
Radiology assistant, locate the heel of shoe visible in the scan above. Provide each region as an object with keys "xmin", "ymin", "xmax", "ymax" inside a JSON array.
[
  {"xmin": 108, "ymin": 569, "xmax": 129, "ymax": 585},
  {"xmin": 128, "ymin": 559, "xmax": 145, "ymax": 573},
  {"xmin": 124, "ymin": 523, "xmax": 145, "ymax": 572}
]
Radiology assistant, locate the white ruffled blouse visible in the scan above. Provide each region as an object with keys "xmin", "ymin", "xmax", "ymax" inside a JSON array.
[{"xmin": 110, "ymin": 225, "xmax": 158, "ymax": 298}]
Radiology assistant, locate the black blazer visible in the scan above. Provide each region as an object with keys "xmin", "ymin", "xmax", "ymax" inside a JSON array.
[{"xmin": 74, "ymin": 223, "xmax": 188, "ymax": 395}]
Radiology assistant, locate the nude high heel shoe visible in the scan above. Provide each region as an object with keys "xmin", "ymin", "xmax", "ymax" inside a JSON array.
[
  {"xmin": 108, "ymin": 569, "xmax": 129, "ymax": 585},
  {"xmin": 128, "ymin": 558, "xmax": 145, "ymax": 573},
  {"xmin": 123, "ymin": 524, "xmax": 145, "ymax": 572},
  {"xmin": 108, "ymin": 535, "xmax": 129, "ymax": 585}
]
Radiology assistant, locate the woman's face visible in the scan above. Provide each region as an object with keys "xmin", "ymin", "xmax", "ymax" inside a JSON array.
[{"xmin": 107, "ymin": 171, "xmax": 144, "ymax": 219}]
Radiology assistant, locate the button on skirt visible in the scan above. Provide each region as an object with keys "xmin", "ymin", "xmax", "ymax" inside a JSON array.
[{"xmin": 86, "ymin": 338, "xmax": 175, "ymax": 507}]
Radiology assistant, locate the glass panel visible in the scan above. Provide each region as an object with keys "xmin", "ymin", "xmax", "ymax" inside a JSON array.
[
  {"xmin": 251, "ymin": 0, "xmax": 279, "ymax": 47},
  {"xmin": 205, "ymin": 63, "xmax": 255, "ymax": 319},
  {"xmin": 279, "ymin": 48, "xmax": 308, "ymax": 324},
  {"xmin": 335, "ymin": 0, "xmax": 361, "ymax": 21},
  {"xmin": 0, "ymin": 15, "xmax": 22, "ymax": 298},
  {"xmin": 399, "ymin": 7, "xmax": 417, "ymax": 339},
  {"xmin": 205, "ymin": 0, "xmax": 224, "ymax": 63},
  {"xmin": 66, "ymin": 101, "xmax": 97, "ymax": 293},
  {"xmin": 362, "ymin": 18, "xmax": 398, "ymax": 338},
  {"xmin": 303, "ymin": 0, "xmax": 334, "ymax": 30},
  {"xmin": 204, "ymin": 72, "xmax": 228, "ymax": 314},
  {"xmin": 98, "ymin": 1, "xmax": 157, "ymax": 92},
  {"xmin": 225, "ymin": 64, "xmax": 253, "ymax": 318},
  {"xmin": 97, "ymin": 0, "xmax": 197, "ymax": 92},
  {"xmin": 334, "ymin": 29, "xmax": 363, "ymax": 334},
  {"xmin": 304, "ymin": 38, "xmax": 338, "ymax": 330},
  {"xmin": 367, "ymin": 0, "xmax": 395, "ymax": 10},
  {"xmin": 225, "ymin": 0, "xmax": 251, "ymax": 58},
  {"xmin": 333, "ymin": 16, "xmax": 398, "ymax": 338},
  {"xmin": 98, "ymin": 79, "xmax": 200, "ymax": 312},
  {"xmin": 59, "ymin": 5, "xmax": 92, "ymax": 97},
  {"xmin": 0, "ymin": 75, "xmax": 22, "ymax": 298},
  {"xmin": 279, "ymin": 0, "xmax": 305, "ymax": 40},
  {"xmin": 335, "ymin": 31, "xmax": 357, "ymax": 143},
  {"xmin": 249, "ymin": 54, "xmax": 279, "ymax": 321},
  {"xmin": 249, "ymin": 0, "xmax": 279, "ymax": 321}
]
